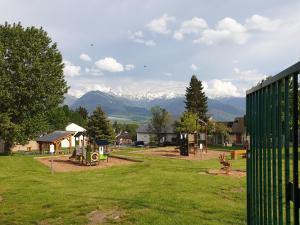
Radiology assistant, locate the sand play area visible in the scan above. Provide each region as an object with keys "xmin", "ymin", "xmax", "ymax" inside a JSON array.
[
  {"xmin": 35, "ymin": 155, "xmax": 139, "ymax": 172},
  {"xmin": 133, "ymin": 147, "xmax": 230, "ymax": 161}
]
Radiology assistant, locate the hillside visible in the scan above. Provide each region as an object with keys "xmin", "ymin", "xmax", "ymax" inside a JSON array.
[{"xmin": 65, "ymin": 91, "xmax": 245, "ymax": 122}]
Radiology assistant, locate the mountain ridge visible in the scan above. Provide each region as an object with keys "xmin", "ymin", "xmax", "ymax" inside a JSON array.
[{"xmin": 64, "ymin": 91, "xmax": 245, "ymax": 122}]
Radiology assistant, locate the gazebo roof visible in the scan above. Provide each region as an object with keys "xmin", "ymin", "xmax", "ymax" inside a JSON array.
[{"xmin": 37, "ymin": 131, "xmax": 75, "ymax": 143}]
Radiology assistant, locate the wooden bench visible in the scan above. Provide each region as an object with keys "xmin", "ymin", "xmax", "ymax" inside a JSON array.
[{"xmin": 231, "ymin": 150, "xmax": 247, "ymax": 160}]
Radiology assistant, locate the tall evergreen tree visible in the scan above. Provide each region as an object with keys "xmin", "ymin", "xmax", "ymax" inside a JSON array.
[
  {"xmin": 185, "ymin": 75, "xmax": 208, "ymax": 121},
  {"xmin": 86, "ymin": 107, "xmax": 114, "ymax": 145},
  {"xmin": 0, "ymin": 22, "xmax": 68, "ymax": 153},
  {"xmin": 76, "ymin": 106, "xmax": 88, "ymax": 120}
]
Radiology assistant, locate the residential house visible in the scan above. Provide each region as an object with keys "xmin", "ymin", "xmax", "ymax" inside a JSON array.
[
  {"xmin": 210, "ymin": 117, "xmax": 246, "ymax": 146},
  {"xmin": 136, "ymin": 124, "xmax": 177, "ymax": 145}
]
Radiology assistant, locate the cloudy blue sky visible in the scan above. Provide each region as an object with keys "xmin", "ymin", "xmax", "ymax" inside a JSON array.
[{"xmin": 1, "ymin": 0, "xmax": 300, "ymax": 99}]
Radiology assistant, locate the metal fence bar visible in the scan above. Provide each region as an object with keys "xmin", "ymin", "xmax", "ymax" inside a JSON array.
[
  {"xmin": 250, "ymin": 92, "xmax": 255, "ymax": 225},
  {"xmin": 272, "ymin": 82, "xmax": 278, "ymax": 225},
  {"xmin": 292, "ymin": 73, "xmax": 299, "ymax": 225},
  {"xmin": 256, "ymin": 91, "xmax": 260, "ymax": 225},
  {"xmin": 263, "ymin": 87, "xmax": 268, "ymax": 225},
  {"xmin": 267, "ymin": 86, "xmax": 272, "ymax": 225},
  {"xmin": 278, "ymin": 80, "xmax": 284, "ymax": 225},
  {"xmin": 247, "ymin": 93, "xmax": 251, "ymax": 225},
  {"xmin": 259, "ymin": 89, "xmax": 263, "ymax": 225},
  {"xmin": 284, "ymin": 76, "xmax": 291, "ymax": 225}
]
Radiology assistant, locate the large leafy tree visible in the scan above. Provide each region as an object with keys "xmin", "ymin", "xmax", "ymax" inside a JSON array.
[
  {"xmin": 0, "ymin": 22, "xmax": 68, "ymax": 153},
  {"xmin": 149, "ymin": 106, "xmax": 171, "ymax": 145},
  {"xmin": 185, "ymin": 75, "xmax": 208, "ymax": 121},
  {"xmin": 112, "ymin": 121, "xmax": 138, "ymax": 141},
  {"xmin": 86, "ymin": 107, "xmax": 115, "ymax": 146},
  {"xmin": 174, "ymin": 112, "xmax": 202, "ymax": 133}
]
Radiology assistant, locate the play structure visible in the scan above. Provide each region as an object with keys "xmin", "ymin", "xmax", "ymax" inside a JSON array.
[
  {"xmin": 69, "ymin": 139, "xmax": 110, "ymax": 166},
  {"xmin": 179, "ymin": 133, "xmax": 207, "ymax": 156}
]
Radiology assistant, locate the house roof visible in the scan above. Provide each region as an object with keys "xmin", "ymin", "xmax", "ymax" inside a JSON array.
[
  {"xmin": 37, "ymin": 131, "xmax": 75, "ymax": 143},
  {"xmin": 231, "ymin": 117, "xmax": 245, "ymax": 134},
  {"xmin": 65, "ymin": 123, "xmax": 86, "ymax": 132},
  {"xmin": 137, "ymin": 123, "xmax": 175, "ymax": 134}
]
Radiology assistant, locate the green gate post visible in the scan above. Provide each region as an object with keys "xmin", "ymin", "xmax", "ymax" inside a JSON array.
[{"xmin": 246, "ymin": 62, "xmax": 300, "ymax": 225}]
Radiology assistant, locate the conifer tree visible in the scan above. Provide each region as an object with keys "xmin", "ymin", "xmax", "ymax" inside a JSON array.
[
  {"xmin": 86, "ymin": 107, "xmax": 114, "ymax": 145},
  {"xmin": 185, "ymin": 75, "xmax": 208, "ymax": 121}
]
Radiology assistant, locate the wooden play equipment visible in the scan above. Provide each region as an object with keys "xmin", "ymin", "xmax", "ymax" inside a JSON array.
[
  {"xmin": 219, "ymin": 153, "xmax": 231, "ymax": 174},
  {"xmin": 231, "ymin": 149, "xmax": 247, "ymax": 160},
  {"xmin": 179, "ymin": 133, "xmax": 207, "ymax": 156}
]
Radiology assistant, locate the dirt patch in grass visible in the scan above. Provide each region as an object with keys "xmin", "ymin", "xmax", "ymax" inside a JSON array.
[
  {"xmin": 0, "ymin": 196, "xmax": 3, "ymax": 203},
  {"xmin": 199, "ymin": 169, "xmax": 246, "ymax": 178},
  {"xmin": 35, "ymin": 155, "xmax": 138, "ymax": 172},
  {"xmin": 231, "ymin": 187, "xmax": 245, "ymax": 193},
  {"xmin": 87, "ymin": 208, "xmax": 125, "ymax": 225},
  {"xmin": 135, "ymin": 147, "xmax": 230, "ymax": 161}
]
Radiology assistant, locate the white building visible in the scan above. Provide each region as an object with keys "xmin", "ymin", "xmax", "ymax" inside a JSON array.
[
  {"xmin": 136, "ymin": 124, "xmax": 177, "ymax": 145},
  {"xmin": 61, "ymin": 123, "xmax": 86, "ymax": 148}
]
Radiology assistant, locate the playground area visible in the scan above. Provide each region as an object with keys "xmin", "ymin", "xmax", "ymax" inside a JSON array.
[
  {"xmin": 133, "ymin": 146, "xmax": 230, "ymax": 161},
  {"xmin": 0, "ymin": 146, "xmax": 247, "ymax": 225},
  {"xmin": 35, "ymin": 155, "xmax": 138, "ymax": 172}
]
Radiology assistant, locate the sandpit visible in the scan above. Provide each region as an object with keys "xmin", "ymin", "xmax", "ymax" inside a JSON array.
[
  {"xmin": 134, "ymin": 147, "xmax": 230, "ymax": 161},
  {"xmin": 35, "ymin": 155, "xmax": 139, "ymax": 172}
]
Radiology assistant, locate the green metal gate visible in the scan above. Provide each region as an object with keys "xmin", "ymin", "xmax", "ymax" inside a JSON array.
[{"xmin": 246, "ymin": 62, "xmax": 299, "ymax": 225}]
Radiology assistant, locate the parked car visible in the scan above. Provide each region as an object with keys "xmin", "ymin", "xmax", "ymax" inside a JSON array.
[{"xmin": 135, "ymin": 141, "xmax": 144, "ymax": 147}]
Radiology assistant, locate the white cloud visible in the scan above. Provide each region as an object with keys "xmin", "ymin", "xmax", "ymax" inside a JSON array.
[
  {"xmin": 190, "ymin": 64, "xmax": 200, "ymax": 71},
  {"xmin": 145, "ymin": 40, "xmax": 156, "ymax": 46},
  {"xmin": 128, "ymin": 30, "xmax": 156, "ymax": 47},
  {"xmin": 173, "ymin": 32, "xmax": 184, "ymax": 40},
  {"xmin": 146, "ymin": 14, "xmax": 176, "ymax": 34},
  {"xmin": 164, "ymin": 72, "xmax": 173, "ymax": 76},
  {"xmin": 174, "ymin": 17, "xmax": 207, "ymax": 40},
  {"xmin": 204, "ymin": 79, "xmax": 242, "ymax": 98},
  {"xmin": 125, "ymin": 64, "xmax": 135, "ymax": 71},
  {"xmin": 245, "ymin": 15, "xmax": 282, "ymax": 32},
  {"xmin": 63, "ymin": 60, "xmax": 81, "ymax": 77},
  {"xmin": 95, "ymin": 57, "xmax": 124, "ymax": 72},
  {"xmin": 233, "ymin": 67, "xmax": 266, "ymax": 82},
  {"xmin": 79, "ymin": 53, "xmax": 92, "ymax": 62},
  {"xmin": 194, "ymin": 17, "xmax": 249, "ymax": 45},
  {"xmin": 192, "ymin": 15, "xmax": 282, "ymax": 45}
]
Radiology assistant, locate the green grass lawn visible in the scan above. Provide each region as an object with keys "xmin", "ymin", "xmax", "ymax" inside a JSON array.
[{"xmin": 0, "ymin": 148, "xmax": 246, "ymax": 225}]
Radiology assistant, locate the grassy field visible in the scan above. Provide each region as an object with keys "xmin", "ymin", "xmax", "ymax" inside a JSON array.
[{"xmin": 0, "ymin": 148, "xmax": 246, "ymax": 225}]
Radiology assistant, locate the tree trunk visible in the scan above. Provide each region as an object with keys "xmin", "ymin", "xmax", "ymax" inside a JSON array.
[{"xmin": 4, "ymin": 141, "xmax": 12, "ymax": 155}]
